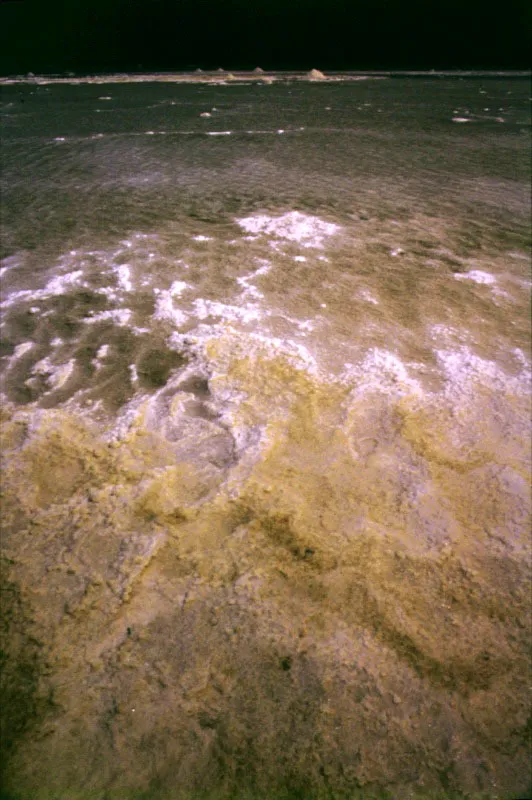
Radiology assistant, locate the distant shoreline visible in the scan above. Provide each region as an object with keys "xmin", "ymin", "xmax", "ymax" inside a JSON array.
[{"xmin": 1, "ymin": 70, "xmax": 530, "ymax": 86}]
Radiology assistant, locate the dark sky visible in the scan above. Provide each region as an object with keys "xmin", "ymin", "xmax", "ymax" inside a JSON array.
[{"xmin": 0, "ymin": 0, "xmax": 530, "ymax": 74}]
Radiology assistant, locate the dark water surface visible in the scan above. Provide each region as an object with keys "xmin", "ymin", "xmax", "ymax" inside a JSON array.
[{"xmin": 1, "ymin": 76, "xmax": 531, "ymax": 799}]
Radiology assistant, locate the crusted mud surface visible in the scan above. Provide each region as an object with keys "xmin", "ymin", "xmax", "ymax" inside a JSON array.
[{"xmin": 1, "ymin": 341, "xmax": 530, "ymax": 800}]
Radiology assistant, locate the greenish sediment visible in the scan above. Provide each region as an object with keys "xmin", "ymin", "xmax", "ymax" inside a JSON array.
[{"xmin": 1, "ymin": 343, "xmax": 530, "ymax": 798}]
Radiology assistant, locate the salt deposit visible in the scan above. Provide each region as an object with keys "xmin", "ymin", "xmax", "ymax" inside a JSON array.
[
  {"xmin": 153, "ymin": 285, "xmax": 190, "ymax": 327},
  {"xmin": 193, "ymin": 298, "xmax": 263, "ymax": 324},
  {"xmin": 454, "ymin": 270, "xmax": 497, "ymax": 285},
  {"xmin": 237, "ymin": 211, "xmax": 340, "ymax": 249},
  {"xmin": 84, "ymin": 309, "xmax": 132, "ymax": 325},
  {"xmin": 114, "ymin": 264, "xmax": 133, "ymax": 292}
]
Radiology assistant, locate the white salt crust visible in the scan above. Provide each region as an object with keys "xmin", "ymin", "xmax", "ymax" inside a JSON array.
[{"xmin": 236, "ymin": 211, "xmax": 340, "ymax": 249}]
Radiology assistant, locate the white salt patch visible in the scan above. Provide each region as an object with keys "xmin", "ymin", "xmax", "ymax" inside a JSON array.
[
  {"xmin": 96, "ymin": 344, "xmax": 109, "ymax": 360},
  {"xmin": 51, "ymin": 337, "xmax": 63, "ymax": 347},
  {"xmin": 192, "ymin": 235, "xmax": 212, "ymax": 242},
  {"xmin": 153, "ymin": 284, "xmax": 190, "ymax": 327},
  {"xmin": 31, "ymin": 357, "xmax": 75, "ymax": 390},
  {"xmin": 454, "ymin": 270, "xmax": 496, "ymax": 286},
  {"xmin": 1, "ymin": 270, "xmax": 86, "ymax": 309},
  {"xmin": 85, "ymin": 309, "xmax": 132, "ymax": 326},
  {"xmin": 207, "ymin": 131, "xmax": 232, "ymax": 136},
  {"xmin": 429, "ymin": 324, "xmax": 472, "ymax": 345},
  {"xmin": 513, "ymin": 348, "xmax": 529, "ymax": 369},
  {"xmin": 31, "ymin": 357, "xmax": 52, "ymax": 376},
  {"xmin": 46, "ymin": 270, "xmax": 85, "ymax": 294},
  {"xmin": 320, "ymin": 303, "xmax": 327, "ymax": 308},
  {"xmin": 99, "ymin": 96, "xmax": 112, "ymax": 100},
  {"xmin": 13, "ymin": 342, "xmax": 33, "ymax": 359},
  {"xmin": 358, "ymin": 288, "xmax": 379, "ymax": 305},
  {"xmin": 452, "ymin": 117, "xmax": 471, "ymax": 123},
  {"xmin": 390, "ymin": 248, "xmax": 404, "ymax": 257},
  {"xmin": 237, "ymin": 211, "xmax": 340, "ymax": 249},
  {"xmin": 298, "ymin": 319, "xmax": 315, "ymax": 332},
  {"xmin": 200, "ymin": 112, "xmax": 212, "ymax": 118},
  {"xmin": 154, "ymin": 302, "xmax": 189, "ymax": 327},
  {"xmin": 115, "ymin": 264, "xmax": 133, "ymax": 292},
  {"xmin": 50, "ymin": 359, "xmax": 75, "ymax": 389},
  {"xmin": 193, "ymin": 298, "xmax": 263, "ymax": 324},
  {"xmin": 435, "ymin": 347, "xmax": 530, "ymax": 400},
  {"xmin": 0, "ymin": 256, "xmax": 19, "ymax": 278},
  {"xmin": 54, "ymin": 137, "xmax": 66, "ymax": 142},
  {"xmin": 342, "ymin": 349, "xmax": 423, "ymax": 397},
  {"xmin": 236, "ymin": 264, "xmax": 270, "ymax": 300},
  {"xmin": 129, "ymin": 364, "xmax": 139, "ymax": 383},
  {"xmin": 168, "ymin": 280, "xmax": 190, "ymax": 296},
  {"xmin": 96, "ymin": 286, "xmax": 119, "ymax": 301},
  {"xmin": 277, "ymin": 129, "xmax": 285, "ymax": 134},
  {"xmin": 294, "ymin": 255, "xmax": 307, "ymax": 262}
]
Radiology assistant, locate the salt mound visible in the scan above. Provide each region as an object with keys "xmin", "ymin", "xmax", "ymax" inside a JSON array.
[
  {"xmin": 307, "ymin": 68, "xmax": 326, "ymax": 80},
  {"xmin": 253, "ymin": 67, "xmax": 264, "ymax": 73}
]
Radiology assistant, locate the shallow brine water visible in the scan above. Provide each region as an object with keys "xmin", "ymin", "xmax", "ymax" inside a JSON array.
[{"xmin": 1, "ymin": 75, "xmax": 531, "ymax": 799}]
